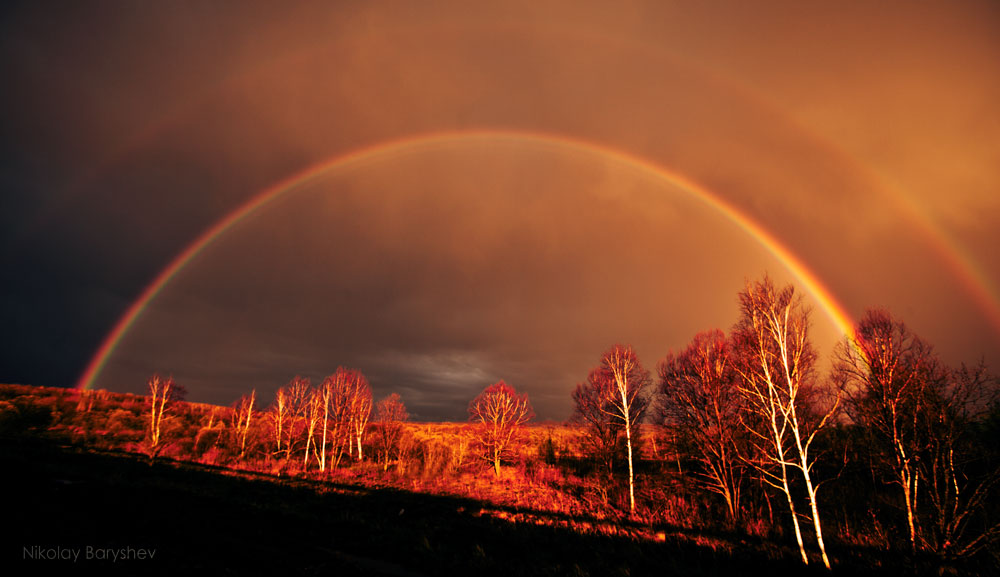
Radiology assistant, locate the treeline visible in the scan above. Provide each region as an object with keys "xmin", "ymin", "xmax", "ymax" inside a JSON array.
[
  {"xmin": 142, "ymin": 368, "xmax": 410, "ymax": 474},
  {"xmin": 2, "ymin": 274, "xmax": 998, "ymax": 573}
]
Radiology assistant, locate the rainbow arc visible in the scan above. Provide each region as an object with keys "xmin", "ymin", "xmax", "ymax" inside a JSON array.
[{"xmin": 76, "ymin": 129, "xmax": 858, "ymax": 391}]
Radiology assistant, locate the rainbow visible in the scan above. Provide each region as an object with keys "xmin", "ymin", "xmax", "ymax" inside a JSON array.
[{"xmin": 76, "ymin": 129, "xmax": 858, "ymax": 391}]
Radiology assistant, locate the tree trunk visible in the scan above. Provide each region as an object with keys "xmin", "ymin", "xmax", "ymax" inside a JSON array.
[
  {"xmin": 780, "ymin": 463, "xmax": 809, "ymax": 565},
  {"xmin": 625, "ymin": 420, "xmax": 636, "ymax": 514}
]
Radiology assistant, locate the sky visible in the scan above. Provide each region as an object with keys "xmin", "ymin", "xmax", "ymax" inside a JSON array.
[{"xmin": 1, "ymin": 0, "xmax": 998, "ymax": 421}]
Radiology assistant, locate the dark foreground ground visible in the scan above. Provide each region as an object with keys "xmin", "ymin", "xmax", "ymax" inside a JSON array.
[{"xmin": 2, "ymin": 438, "xmax": 921, "ymax": 577}]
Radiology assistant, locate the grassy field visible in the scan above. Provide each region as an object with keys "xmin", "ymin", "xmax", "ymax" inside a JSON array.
[
  {"xmin": 2, "ymin": 383, "xmax": 993, "ymax": 576},
  {"xmin": 5, "ymin": 437, "xmax": 867, "ymax": 577}
]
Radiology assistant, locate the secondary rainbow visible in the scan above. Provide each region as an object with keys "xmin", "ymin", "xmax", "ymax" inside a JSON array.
[{"xmin": 76, "ymin": 129, "xmax": 858, "ymax": 391}]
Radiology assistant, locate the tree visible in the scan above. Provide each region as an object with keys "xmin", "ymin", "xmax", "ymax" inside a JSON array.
[
  {"xmin": 311, "ymin": 367, "xmax": 373, "ymax": 470},
  {"xmin": 659, "ymin": 329, "xmax": 745, "ymax": 521},
  {"xmin": 571, "ymin": 367, "xmax": 626, "ymax": 473},
  {"xmin": 374, "ymin": 393, "xmax": 408, "ymax": 472},
  {"xmin": 269, "ymin": 382, "xmax": 290, "ymax": 458},
  {"xmin": 302, "ymin": 386, "xmax": 323, "ymax": 469},
  {"xmin": 596, "ymin": 344, "xmax": 651, "ymax": 515},
  {"xmin": 230, "ymin": 389, "xmax": 256, "ymax": 460},
  {"xmin": 918, "ymin": 361, "xmax": 1000, "ymax": 560},
  {"xmin": 834, "ymin": 308, "xmax": 936, "ymax": 554},
  {"xmin": 316, "ymin": 375, "xmax": 336, "ymax": 472},
  {"xmin": 146, "ymin": 374, "xmax": 185, "ymax": 459},
  {"xmin": 468, "ymin": 380, "xmax": 533, "ymax": 476},
  {"xmin": 733, "ymin": 276, "xmax": 837, "ymax": 569},
  {"xmin": 269, "ymin": 376, "xmax": 311, "ymax": 462},
  {"xmin": 345, "ymin": 371, "xmax": 373, "ymax": 461}
]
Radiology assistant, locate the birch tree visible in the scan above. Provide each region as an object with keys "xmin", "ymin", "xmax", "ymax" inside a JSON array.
[
  {"xmin": 146, "ymin": 374, "xmax": 184, "ymax": 459},
  {"xmin": 346, "ymin": 371, "xmax": 373, "ymax": 461},
  {"xmin": 302, "ymin": 387, "xmax": 324, "ymax": 469},
  {"xmin": 281, "ymin": 376, "xmax": 311, "ymax": 461},
  {"xmin": 316, "ymin": 376, "xmax": 335, "ymax": 472},
  {"xmin": 733, "ymin": 276, "xmax": 837, "ymax": 569},
  {"xmin": 834, "ymin": 308, "xmax": 935, "ymax": 554},
  {"xmin": 597, "ymin": 344, "xmax": 651, "ymax": 515},
  {"xmin": 231, "ymin": 389, "xmax": 256, "ymax": 460},
  {"xmin": 468, "ymin": 380, "xmax": 533, "ymax": 476},
  {"xmin": 269, "ymin": 383, "xmax": 290, "ymax": 458},
  {"xmin": 918, "ymin": 361, "xmax": 1000, "ymax": 560}
]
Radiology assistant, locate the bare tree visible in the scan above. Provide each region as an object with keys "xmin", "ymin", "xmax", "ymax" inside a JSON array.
[
  {"xmin": 375, "ymin": 393, "xmax": 408, "ymax": 472},
  {"xmin": 571, "ymin": 367, "xmax": 625, "ymax": 473},
  {"xmin": 834, "ymin": 308, "xmax": 936, "ymax": 554},
  {"xmin": 733, "ymin": 276, "xmax": 837, "ymax": 569},
  {"xmin": 919, "ymin": 361, "xmax": 1000, "ymax": 560},
  {"xmin": 659, "ymin": 329, "xmax": 745, "ymax": 521},
  {"xmin": 597, "ymin": 344, "xmax": 651, "ymax": 515},
  {"xmin": 302, "ymin": 386, "xmax": 323, "ymax": 469},
  {"xmin": 346, "ymin": 371, "xmax": 373, "ymax": 461},
  {"xmin": 468, "ymin": 380, "xmax": 533, "ymax": 476},
  {"xmin": 269, "ymin": 383, "xmax": 290, "ymax": 459},
  {"xmin": 316, "ymin": 376, "xmax": 335, "ymax": 472},
  {"xmin": 146, "ymin": 374, "xmax": 185, "ymax": 459},
  {"xmin": 281, "ymin": 376, "xmax": 311, "ymax": 461},
  {"xmin": 323, "ymin": 369, "xmax": 352, "ymax": 469},
  {"xmin": 231, "ymin": 389, "xmax": 256, "ymax": 460}
]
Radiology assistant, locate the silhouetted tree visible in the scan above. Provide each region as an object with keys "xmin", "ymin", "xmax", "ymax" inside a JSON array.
[
  {"xmin": 469, "ymin": 380, "xmax": 533, "ymax": 476},
  {"xmin": 919, "ymin": 361, "xmax": 1000, "ymax": 560},
  {"xmin": 659, "ymin": 329, "xmax": 746, "ymax": 521}
]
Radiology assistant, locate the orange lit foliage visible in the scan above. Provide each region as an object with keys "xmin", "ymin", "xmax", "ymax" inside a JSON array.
[
  {"xmin": 571, "ymin": 368, "xmax": 625, "ymax": 473},
  {"xmin": 374, "ymin": 393, "xmax": 408, "ymax": 472},
  {"xmin": 658, "ymin": 329, "xmax": 745, "ymax": 521},
  {"xmin": 469, "ymin": 381, "xmax": 533, "ymax": 476}
]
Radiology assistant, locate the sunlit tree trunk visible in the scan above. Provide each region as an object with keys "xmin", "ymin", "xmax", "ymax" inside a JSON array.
[
  {"xmin": 735, "ymin": 276, "xmax": 835, "ymax": 569},
  {"xmin": 318, "ymin": 381, "xmax": 333, "ymax": 472},
  {"xmin": 232, "ymin": 390, "xmax": 256, "ymax": 460},
  {"xmin": 303, "ymin": 390, "xmax": 322, "ymax": 469},
  {"xmin": 147, "ymin": 374, "xmax": 175, "ymax": 458},
  {"xmin": 834, "ymin": 309, "xmax": 934, "ymax": 556},
  {"xmin": 600, "ymin": 344, "xmax": 651, "ymax": 516}
]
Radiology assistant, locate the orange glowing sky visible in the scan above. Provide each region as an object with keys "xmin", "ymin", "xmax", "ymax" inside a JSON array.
[{"xmin": 1, "ymin": 0, "xmax": 998, "ymax": 419}]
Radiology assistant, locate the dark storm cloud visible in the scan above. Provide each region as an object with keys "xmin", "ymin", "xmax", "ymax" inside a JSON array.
[{"xmin": 2, "ymin": 0, "xmax": 998, "ymax": 419}]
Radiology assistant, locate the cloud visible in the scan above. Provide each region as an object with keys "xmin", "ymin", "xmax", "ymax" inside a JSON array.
[{"xmin": 2, "ymin": 0, "xmax": 998, "ymax": 419}]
